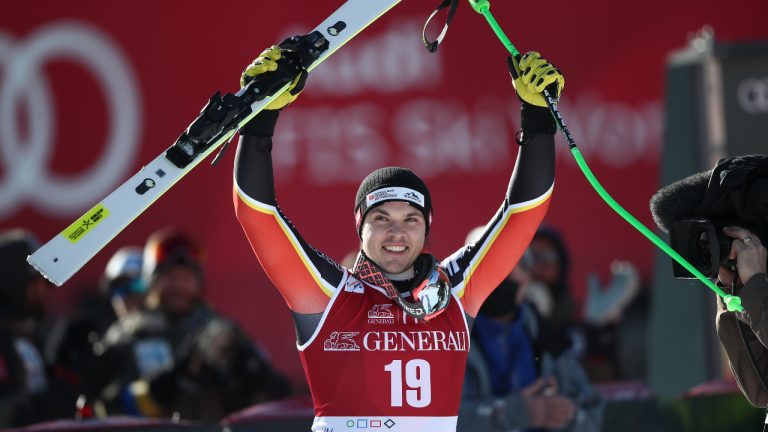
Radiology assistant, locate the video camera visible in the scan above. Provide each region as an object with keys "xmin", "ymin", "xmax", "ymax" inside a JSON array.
[
  {"xmin": 669, "ymin": 219, "xmax": 736, "ymax": 278},
  {"xmin": 650, "ymin": 154, "xmax": 768, "ymax": 280}
]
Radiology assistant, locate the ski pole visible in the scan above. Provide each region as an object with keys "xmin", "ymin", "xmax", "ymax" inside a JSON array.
[{"xmin": 467, "ymin": 0, "xmax": 743, "ymax": 312}]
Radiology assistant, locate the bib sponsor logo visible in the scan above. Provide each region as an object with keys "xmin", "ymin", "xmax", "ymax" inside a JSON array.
[
  {"xmin": 368, "ymin": 304, "xmax": 395, "ymax": 324},
  {"xmin": 363, "ymin": 331, "xmax": 468, "ymax": 352},
  {"xmin": 323, "ymin": 330, "xmax": 468, "ymax": 352},
  {"xmin": 323, "ymin": 331, "xmax": 361, "ymax": 351}
]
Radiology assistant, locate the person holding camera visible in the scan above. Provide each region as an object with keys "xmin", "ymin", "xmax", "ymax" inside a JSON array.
[{"xmin": 650, "ymin": 154, "xmax": 768, "ymax": 407}]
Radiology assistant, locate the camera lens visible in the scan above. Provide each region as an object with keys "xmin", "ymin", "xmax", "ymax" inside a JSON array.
[
  {"xmin": 669, "ymin": 218, "xmax": 723, "ymax": 279},
  {"xmin": 693, "ymin": 229, "xmax": 712, "ymax": 268}
]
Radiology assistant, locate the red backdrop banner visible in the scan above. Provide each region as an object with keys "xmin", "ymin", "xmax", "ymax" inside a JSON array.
[{"xmin": 2, "ymin": 0, "xmax": 767, "ymax": 385}]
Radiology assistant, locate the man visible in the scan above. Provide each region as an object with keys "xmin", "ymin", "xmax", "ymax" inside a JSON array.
[
  {"xmin": 528, "ymin": 228, "xmax": 577, "ymax": 342},
  {"xmin": 650, "ymin": 155, "xmax": 768, "ymax": 407},
  {"xmin": 42, "ymin": 247, "xmax": 148, "ymax": 420},
  {"xmin": 234, "ymin": 43, "xmax": 561, "ymax": 431},
  {"xmin": 98, "ymin": 228, "xmax": 291, "ymax": 420},
  {"xmin": 459, "ymin": 230, "xmax": 603, "ymax": 432},
  {"xmin": 102, "ymin": 247, "xmax": 149, "ymax": 320}
]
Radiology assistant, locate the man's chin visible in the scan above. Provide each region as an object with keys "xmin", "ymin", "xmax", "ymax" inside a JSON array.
[{"xmin": 378, "ymin": 260, "xmax": 411, "ymax": 275}]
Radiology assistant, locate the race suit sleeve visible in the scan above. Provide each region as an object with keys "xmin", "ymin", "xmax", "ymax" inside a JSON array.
[
  {"xmin": 442, "ymin": 131, "xmax": 554, "ymax": 318},
  {"xmin": 233, "ymin": 111, "xmax": 346, "ymax": 314},
  {"xmin": 716, "ymin": 273, "xmax": 768, "ymax": 407}
]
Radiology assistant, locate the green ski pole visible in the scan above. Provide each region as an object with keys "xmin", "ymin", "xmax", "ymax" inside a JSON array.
[{"xmin": 467, "ymin": 0, "xmax": 743, "ymax": 312}]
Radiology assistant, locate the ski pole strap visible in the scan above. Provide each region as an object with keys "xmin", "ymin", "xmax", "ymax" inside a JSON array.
[
  {"xmin": 423, "ymin": 0, "xmax": 460, "ymax": 52},
  {"xmin": 467, "ymin": 0, "xmax": 744, "ymax": 312}
]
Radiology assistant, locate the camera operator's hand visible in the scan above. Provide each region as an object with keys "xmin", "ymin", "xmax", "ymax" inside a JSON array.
[{"xmin": 723, "ymin": 226, "xmax": 767, "ymax": 285}]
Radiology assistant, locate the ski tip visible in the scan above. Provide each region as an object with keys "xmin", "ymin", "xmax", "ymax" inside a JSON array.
[{"xmin": 27, "ymin": 255, "xmax": 64, "ymax": 287}]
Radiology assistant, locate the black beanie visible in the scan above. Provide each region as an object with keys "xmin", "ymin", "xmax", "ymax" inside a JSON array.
[{"xmin": 354, "ymin": 167, "xmax": 432, "ymax": 238}]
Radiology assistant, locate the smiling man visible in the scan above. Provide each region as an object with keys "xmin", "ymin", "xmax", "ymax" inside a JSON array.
[{"xmin": 233, "ymin": 46, "xmax": 561, "ymax": 432}]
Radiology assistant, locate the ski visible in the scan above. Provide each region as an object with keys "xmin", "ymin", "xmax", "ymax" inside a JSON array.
[{"xmin": 28, "ymin": 0, "xmax": 404, "ymax": 286}]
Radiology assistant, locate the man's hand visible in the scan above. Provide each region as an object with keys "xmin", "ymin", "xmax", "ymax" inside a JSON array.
[
  {"xmin": 240, "ymin": 46, "xmax": 307, "ymax": 110},
  {"xmin": 521, "ymin": 377, "xmax": 576, "ymax": 429},
  {"xmin": 723, "ymin": 226, "xmax": 768, "ymax": 285},
  {"xmin": 507, "ymin": 52, "xmax": 564, "ymax": 107}
]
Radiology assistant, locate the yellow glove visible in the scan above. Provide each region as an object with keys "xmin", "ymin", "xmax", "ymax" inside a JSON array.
[
  {"xmin": 508, "ymin": 51, "xmax": 564, "ymax": 107},
  {"xmin": 240, "ymin": 46, "xmax": 307, "ymax": 110}
]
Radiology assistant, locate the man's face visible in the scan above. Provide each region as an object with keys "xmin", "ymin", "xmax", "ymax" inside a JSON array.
[
  {"xmin": 152, "ymin": 266, "xmax": 202, "ymax": 318},
  {"xmin": 361, "ymin": 201, "xmax": 426, "ymax": 274}
]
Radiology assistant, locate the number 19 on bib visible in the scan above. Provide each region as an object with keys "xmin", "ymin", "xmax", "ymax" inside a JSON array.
[{"xmin": 384, "ymin": 359, "xmax": 431, "ymax": 408}]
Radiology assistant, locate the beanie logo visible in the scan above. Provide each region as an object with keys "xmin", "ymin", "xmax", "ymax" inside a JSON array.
[
  {"xmin": 366, "ymin": 187, "xmax": 424, "ymax": 208},
  {"xmin": 404, "ymin": 191, "xmax": 420, "ymax": 201}
]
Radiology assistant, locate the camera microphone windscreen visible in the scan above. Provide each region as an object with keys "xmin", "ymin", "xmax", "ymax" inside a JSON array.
[{"xmin": 650, "ymin": 170, "xmax": 711, "ymax": 234}]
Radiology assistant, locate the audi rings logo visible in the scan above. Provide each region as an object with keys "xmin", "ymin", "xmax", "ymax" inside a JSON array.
[
  {"xmin": 737, "ymin": 78, "xmax": 768, "ymax": 115},
  {"xmin": 0, "ymin": 22, "xmax": 141, "ymax": 218}
]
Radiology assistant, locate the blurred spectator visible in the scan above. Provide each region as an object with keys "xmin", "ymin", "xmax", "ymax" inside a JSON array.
[
  {"xmin": 529, "ymin": 228, "xmax": 577, "ymax": 337},
  {"xmin": 583, "ymin": 261, "xmax": 640, "ymax": 328},
  {"xmin": 459, "ymin": 228, "xmax": 604, "ymax": 432},
  {"xmin": 42, "ymin": 247, "xmax": 148, "ymax": 418},
  {"xmin": 103, "ymin": 246, "xmax": 149, "ymax": 320},
  {"xmin": 530, "ymin": 227, "xmax": 641, "ymax": 381},
  {"xmin": 97, "ymin": 227, "xmax": 291, "ymax": 421},
  {"xmin": 582, "ymin": 260, "xmax": 641, "ymax": 381},
  {"xmin": 465, "ymin": 226, "xmax": 553, "ymax": 319},
  {"xmin": 0, "ymin": 229, "xmax": 55, "ymax": 427}
]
